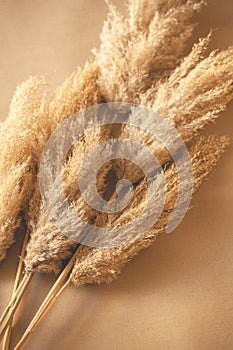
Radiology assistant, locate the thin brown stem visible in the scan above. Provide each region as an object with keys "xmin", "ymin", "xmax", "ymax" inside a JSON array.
[
  {"xmin": 2, "ymin": 229, "xmax": 31, "ymax": 350},
  {"xmin": 13, "ymin": 249, "xmax": 78, "ymax": 350},
  {"xmin": 13, "ymin": 278, "xmax": 71, "ymax": 350},
  {"xmin": 0, "ymin": 273, "xmax": 31, "ymax": 329},
  {"xmin": 0, "ymin": 273, "xmax": 33, "ymax": 343},
  {"xmin": 37, "ymin": 278, "xmax": 71, "ymax": 326}
]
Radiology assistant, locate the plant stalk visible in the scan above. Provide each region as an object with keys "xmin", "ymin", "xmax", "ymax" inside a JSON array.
[
  {"xmin": 0, "ymin": 273, "xmax": 33, "ymax": 343},
  {"xmin": 2, "ymin": 229, "xmax": 31, "ymax": 350},
  {"xmin": 13, "ymin": 248, "xmax": 79, "ymax": 350}
]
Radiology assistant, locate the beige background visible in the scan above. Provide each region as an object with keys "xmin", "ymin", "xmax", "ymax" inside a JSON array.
[{"xmin": 0, "ymin": 1, "xmax": 233, "ymax": 349}]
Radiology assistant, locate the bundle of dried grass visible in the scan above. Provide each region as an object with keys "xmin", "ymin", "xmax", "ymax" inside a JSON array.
[
  {"xmin": 14, "ymin": 76, "xmax": 233, "ymax": 350},
  {"xmin": 1, "ymin": 0, "xmax": 233, "ymax": 349},
  {"xmin": 12, "ymin": 134, "xmax": 229, "ymax": 350},
  {"xmin": 17, "ymin": 36, "xmax": 233, "ymax": 281},
  {"xmin": 3, "ymin": 9, "xmax": 233, "ymax": 345},
  {"xmin": 3, "ymin": 1, "xmax": 228, "ymax": 294}
]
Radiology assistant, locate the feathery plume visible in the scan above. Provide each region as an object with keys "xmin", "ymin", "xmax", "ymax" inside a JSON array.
[
  {"xmin": 149, "ymin": 47, "xmax": 233, "ymax": 134},
  {"xmin": 0, "ymin": 77, "xmax": 46, "ymax": 262},
  {"xmin": 48, "ymin": 61, "xmax": 101, "ymax": 128},
  {"xmin": 0, "ymin": 160, "xmax": 34, "ymax": 262},
  {"xmin": 23, "ymin": 126, "xmax": 111, "ymax": 275},
  {"xmin": 23, "ymin": 62, "xmax": 102, "ymax": 275},
  {"xmin": 0, "ymin": 61, "xmax": 100, "ymax": 263},
  {"xmin": 70, "ymin": 135, "xmax": 229, "ymax": 285},
  {"xmin": 95, "ymin": 0, "xmax": 204, "ymax": 101},
  {"xmin": 116, "ymin": 42, "xmax": 233, "ymax": 169}
]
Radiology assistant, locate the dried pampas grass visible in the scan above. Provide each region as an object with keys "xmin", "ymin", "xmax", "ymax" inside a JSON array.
[
  {"xmin": 0, "ymin": 160, "xmax": 33, "ymax": 262},
  {"xmin": 13, "ymin": 134, "xmax": 229, "ymax": 350},
  {"xmin": 0, "ymin": 61, "xmax": 100, "ymax": 262},
  {"xmin": 0, "ymin": 77, "xmax": 47, "ymax": 262},
  {"xmin": 105, "ymin": 37, "xmax": 233, "ymax": 190},
  {"xmin": 1, "ymin": 0, "xmax": 233, "ymax": 348},
  {"xmin": 0, "ymin": 77, "xmax": 47, "ymax": 347},
  {"xmin": 0, "ymin": 62, "xmax": 101, "ymax": 347},
  {"xmin": 71, "ymin": 135, "xmax": 229, "ymax": 285},
  {"xmin": 23, "ymin": 63, "xmax": 102, "ymax": 276},
  {"xmin": 150, "ymin": 46, "xmax": 233, "ymax": 133},
  {"xmin": 48, "ymin": 61, "xmax": 101, "ymax": 128},
  {"xmin": 95, "ymin": 0, "xmax": 204, "ymax": 101},
  {"xmin": 21, "ymin": 34, "xmax": 233, "ymax": 278}
]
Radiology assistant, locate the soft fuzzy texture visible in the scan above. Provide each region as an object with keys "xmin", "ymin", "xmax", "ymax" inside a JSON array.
[
  {"xmin": 0, "ymin": 77, "xmax": 47, "ymax": 262},
  {"xmin": 24, "ymin": 63, "xmax": 103, "ymax": 274},
  {"xmin": 71, "ymin": 135, "xmax": 229, "ymax": 286},
  {"xmin": 0, "ymin": 62, "xmax": 101, "ymax": 264},
  {"xmin": 48, "ymin": 62, "xmax": 101, "ymax": 129},
  {"xmin": 103, "ymin": 35, "xmax": 233, "ymax": 193},
  {"xmin": 23, "ymin": 1, "xmax": 233, "ymax": 277},
  {"xmin": 95, "ymin": 0, "xmax": 204, "ymax": 101}
]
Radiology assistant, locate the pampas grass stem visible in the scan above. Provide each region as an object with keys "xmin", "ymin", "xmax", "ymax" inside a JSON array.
[
  {"xmin": 13, "ymin": 279, "xmax": 71, "ymax": 350},
  {"xmin": 0, "ymin": 273, "xmax": 33, "ymax": 343},
  {"xmin": 13, "ymin": 251, "xmax": 78, "ymax": 350},
  {"xmin": 0, "ymin": 274, "xmax": 31, "ymax": 329},
  {"xmin": 2, "ymin": 229, "xmax": 31, "ymax": 350}
]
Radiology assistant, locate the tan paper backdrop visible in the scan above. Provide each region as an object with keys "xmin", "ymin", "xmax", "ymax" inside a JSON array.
[{"xmin": 0, "ymin": 1, "xmax": 233, "ymax": 349}]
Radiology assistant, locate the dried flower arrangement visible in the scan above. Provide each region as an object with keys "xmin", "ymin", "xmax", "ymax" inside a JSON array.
[{"xmin": 0, "ymin": 1, "xmax": 232, "ymax": 349}]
